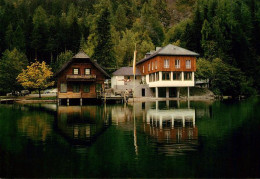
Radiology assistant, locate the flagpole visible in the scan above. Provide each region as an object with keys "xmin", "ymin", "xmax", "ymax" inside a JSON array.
[{"xmin": 133, "ymin": 43, "xmax": 137, "ymax": 103}]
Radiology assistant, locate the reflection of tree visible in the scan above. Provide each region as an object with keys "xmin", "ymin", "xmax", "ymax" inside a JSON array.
[{"xmin": 17, "ymin": 115, "xmax": 52, "ymax": 142}]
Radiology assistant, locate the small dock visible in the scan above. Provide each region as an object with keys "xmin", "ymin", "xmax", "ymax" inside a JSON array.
[
  {"xmin": 101, "ymin": 96, "xmax": 128, "ymax": 104},
  {"xmin": 0, "ymin": 99, "xmax": 16, "ymax": 104},
  {"xmin": 100, "ymin": 92, "xmax": 128, "ymax": 104}
]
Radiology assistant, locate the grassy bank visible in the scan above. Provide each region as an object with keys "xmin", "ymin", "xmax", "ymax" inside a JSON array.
[
  {"xmin": 26, "ymin": 96, "xmax": 57, "ymax": 100},
  {"xmin": 180, "ymin": 87, "xmax": 214, "ymax": 97}
]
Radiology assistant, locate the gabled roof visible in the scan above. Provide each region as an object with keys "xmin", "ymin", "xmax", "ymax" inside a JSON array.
[
  {"xmin": 73, "ymin": 51, "xmax": 90, "ymax": 58},
  {"xmin": 136, "ymin": 44, "xmax": 199, "ymax": 65},
  {"xmin": 55, "ymin": 51, "xmax": 110, "ymax": 78},
  {"xmin": 112, "ymin": 67, "xmax": 142, "ymax": 76}
]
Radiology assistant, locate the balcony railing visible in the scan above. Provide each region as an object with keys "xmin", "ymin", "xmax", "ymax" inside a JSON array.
[{"xmin": 66, "ymin": 74, "xmax": 96, "ymax": 81}]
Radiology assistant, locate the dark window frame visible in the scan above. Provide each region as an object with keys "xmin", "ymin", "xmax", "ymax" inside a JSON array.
[
  {"xmin": 85, "ymin": 68, "xmax": 91, "ymax": 75},
  {"xmin": 164, "ymin": 59, "xmax": 169, "ymax": 68},
  {"xmin": 60, "ymin": 83, "xmax": 67, "ymax": 93},
  {"xmin": 184, "ymin": 72, "xmax": 192, "ymax": 80},
  {"xmin": 83, "ymin": 84, "xmax": 90, "ymax": 93},
  {"xmin": 73, "ymin": 68, "xmax": 80, "ymax": 75},
  {"xmin": 162, "ymin": 72, "xmax": 171, "ymax": 80},
  {"xmin": 186, "ymin": 60, "xmax": 191, "ymax": 69},
  {"xmin": 173, "ymin": 72, "xmax": 182, "ymax": 80},
  {"xmin": 175, "ymin": 59, "xmax": 180, "ymax": 68},
  {"xmin": 96, "ymin": 83, "xmax": 102, "ymax": 92},
  {"xmin": 72, "ymin": 84, "xmax": 80, "ymax": 93}
]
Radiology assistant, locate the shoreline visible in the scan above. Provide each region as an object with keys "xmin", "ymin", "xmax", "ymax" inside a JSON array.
[
  {"xmin": 12, "ymin": 96, "xmax": 215, "ymax": 104},
  {"xmin": 128, "ymin": 96, "xmax": 215, "ymax": 103}
]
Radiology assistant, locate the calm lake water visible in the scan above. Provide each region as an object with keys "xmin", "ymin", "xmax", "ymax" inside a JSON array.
[{"xmin": 0, "ymin": 98, "xmax": 260, "ymax": 178}]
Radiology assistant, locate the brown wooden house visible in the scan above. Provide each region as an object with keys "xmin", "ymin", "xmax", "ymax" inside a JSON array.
[{"xmin": 56, "ymin": 51, "xmax": 110, "ymax": 105}]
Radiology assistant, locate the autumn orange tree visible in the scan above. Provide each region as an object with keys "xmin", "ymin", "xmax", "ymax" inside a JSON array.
[{"xmin": 17, "ymin": 61, "xmax": 55, "ymax": 98}]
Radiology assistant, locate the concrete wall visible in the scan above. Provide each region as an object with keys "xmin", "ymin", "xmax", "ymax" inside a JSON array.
[
  {"xmin": 113, "ymin": 83, "xmax": 154, "ymax": 97},
  {"xmin": 111, "ymin": 76, "xmax": 124, "ymax": 88}
]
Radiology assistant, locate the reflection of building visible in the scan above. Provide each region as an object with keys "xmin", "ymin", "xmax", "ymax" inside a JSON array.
[
  {"xmin": 146, "ymin": 109, "xmax": 195, "ymax": 129},
  {"xmin": 55, "ymin": 106, "xmax": 110, "ymax": 145},
  {"xmin": 111, "ymin": 105, "xmax": 133, "ymax": 124},
  {"xmin": 143, "ymin": 108, "xmax": 198, "ymax": 156}
]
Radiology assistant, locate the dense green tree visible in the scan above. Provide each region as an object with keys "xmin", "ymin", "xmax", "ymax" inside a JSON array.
[
  {"xmin": 196, "ymin": 58, "xmax": 256, "ymax": 97},
  {"xmin": 115, "ymin": 30, "xmax": 138, "ymax": 67},
  {"xmin": 152, "ymin": 0, "xmax": 171, "ymax": 27},
  {"xmin": 31, "ymin": 6, "xmax": 48, "ymax": 59},
  {"xmin": 113, "ymin": 5, "xmax": 128, "ymax": 32},
  {"xmin": 92, "ymin": 8, "xmax": 115, "ymax": 67},
  {"xmin": 0, "ymin": 48, "xmax": 28, "ymax": 94},
  {"xmin": 51, "ymin": 50, "xmax": 73, "ymax": 73},
  {"xmin": 0, "ymin": 0, "xmax": 259, "ymax": 94},
  {"xmin": 140, "ymin": 2, "xmax": 165, "ymax": 46}
]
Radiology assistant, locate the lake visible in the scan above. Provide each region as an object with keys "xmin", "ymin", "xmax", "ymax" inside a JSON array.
[{"xmin": 0, "ymin": 98, "xmax": 260, "ymax": 178}]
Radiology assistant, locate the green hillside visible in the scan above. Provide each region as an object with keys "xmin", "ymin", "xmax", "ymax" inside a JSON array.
[{"xmin": 0, "ymin": 0, "xmax": 259, "ymax": 96}]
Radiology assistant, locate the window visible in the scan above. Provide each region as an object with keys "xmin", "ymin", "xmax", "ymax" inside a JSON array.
[
  {"xmin": 96, "ymin": 83, "xmax": 102, "ymax": 92},
  {"xmin": 156, "ymin": 72, "xmax": 159, "ymax": 81},
  {"xmin": 162, "ymin": 72, "xmax": 171, "ymax": 80},
  {"xmin": 83, "ymin": 84, "xmax": 90, "ymax": 93},
  {"xmin": 148, "ymin": 63, "xmax": 150, "ymax": 71},
  {"xmin": 173, "ymin": 72, "xmax": 182, "ymax": 80},
  {"xmin": 186, "ymin": 60, "xmax": 191, "ymax": 69},
  {"xmin": 175, "ymin": 60, "xmax": 180, "ymax": 68},
  {"xmin": 143, "ymin": 66, "xmax": 144, "ymax": 73},
  {"xmin": 152, "ymin": 62, "xmax": 154, "ymax": 70},
  {"xmin": 149, "ymin": 73, "xmax": 157, "ymax": 82},
  {"xmin": 184, "ymin": 72, "xmax": 192, "ymax": 80},
  {"xmin": 73, "ymin": 68, "xmax": 79, "ymax": 75},
  {"xmin": 155, "ymin": 61, "xmax": 157, "ymax": 69},
  {"xmin": 149, "ymin": 74, "xmax": 154, "ymax": 82},
  {"xmin": 60, "ymin": 83, "xmax": 67, "ymax": 93},
  {"xmin": 85, "ymin": 68, "xmax": 91, "ymax": 75},
  {"xmin": 164, "ymin": 59, "xmax": 169, "ymax": 68},
  {"xmin": 142, "ymin": 76, "xmax": 146, "ymax": 84},
  {"xmin": 73, "ymin": 84, "xmax": 80, "ymax": 93}
]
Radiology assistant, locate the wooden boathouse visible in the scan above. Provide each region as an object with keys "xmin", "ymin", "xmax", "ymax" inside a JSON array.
[{"xmin": 55, "ymin": 51, "xmax": 110, "ymax": 105}]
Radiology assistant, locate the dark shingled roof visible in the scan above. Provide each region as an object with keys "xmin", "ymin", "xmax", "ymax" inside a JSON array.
[
  {"xmin": 112, "ymin": 67, "xmax": 142, "ymax": 76},
  {"xmin": 55, "ymin": 51, "xmax": 110, "ymax": 78},
  {"xmin": 136, "ymin": 44, "xmax": 199, "ymax": 65}
]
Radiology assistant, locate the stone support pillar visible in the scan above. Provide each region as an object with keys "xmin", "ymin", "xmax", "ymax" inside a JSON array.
[
  {"xmin": 166, "ymin": 87, "xmax": 169, "ymax": 98},
  {"xmin": 80, "ymin": 98, "xmax": 83, "ymax": 106},
  {"xmin": 187, "ymin": 87, "xmax": 190, "ymax": 99},
  {"xmin": 159, "ymin": 116, "xmax": 163, "ymax": 129},
  {"xmin": 171, "ymin": 116, "xmax": 174, "ymax": 128},
  {"xmin": 177, "ymin": 88, "xmax": 180, "ymax": 98}
]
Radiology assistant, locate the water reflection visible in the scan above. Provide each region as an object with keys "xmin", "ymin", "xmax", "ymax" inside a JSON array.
[
  {"xmin": 55, "ymin": 101, "xmax": 198, "ymax": 156},
  {"xmin": 143, "ymin": 101, "xmax": 198, "ymax": 156},
  {"xmin": 17, "ymin": 115, "xmax": 52, "ymax": 142},
  {"xmin": 55, "ymin": 106, "xmax": 111, "ymax": 145},
  {"xmin": 2, "ymin": 97, "xmax": 260, "ymax": 177}
]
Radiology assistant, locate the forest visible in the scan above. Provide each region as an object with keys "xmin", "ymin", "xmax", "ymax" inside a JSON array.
[{"xmin": 0, "ymin": 0, "xmax": 259, "ymax": 96}]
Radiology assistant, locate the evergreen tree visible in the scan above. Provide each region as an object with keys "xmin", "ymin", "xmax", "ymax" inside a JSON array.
[
  {"xmin": 0, "ymin": 48, "xmax": 28, "ymax": 94},
  {"xmin": 31, "ymin": 6, "xmax": 48, "ymax": 59},
  {"xmin": 113, "ymin": 5, "xmax": 128, "ymax": 32},
  {"xmin": 92, "ymin": 8, "xmax": 115, "ymax": 67}
]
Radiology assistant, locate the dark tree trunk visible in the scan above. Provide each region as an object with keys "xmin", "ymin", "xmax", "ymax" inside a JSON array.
[{"xmin": 38, "ymin": 89, "xmax": 41, "ymax": 98}]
